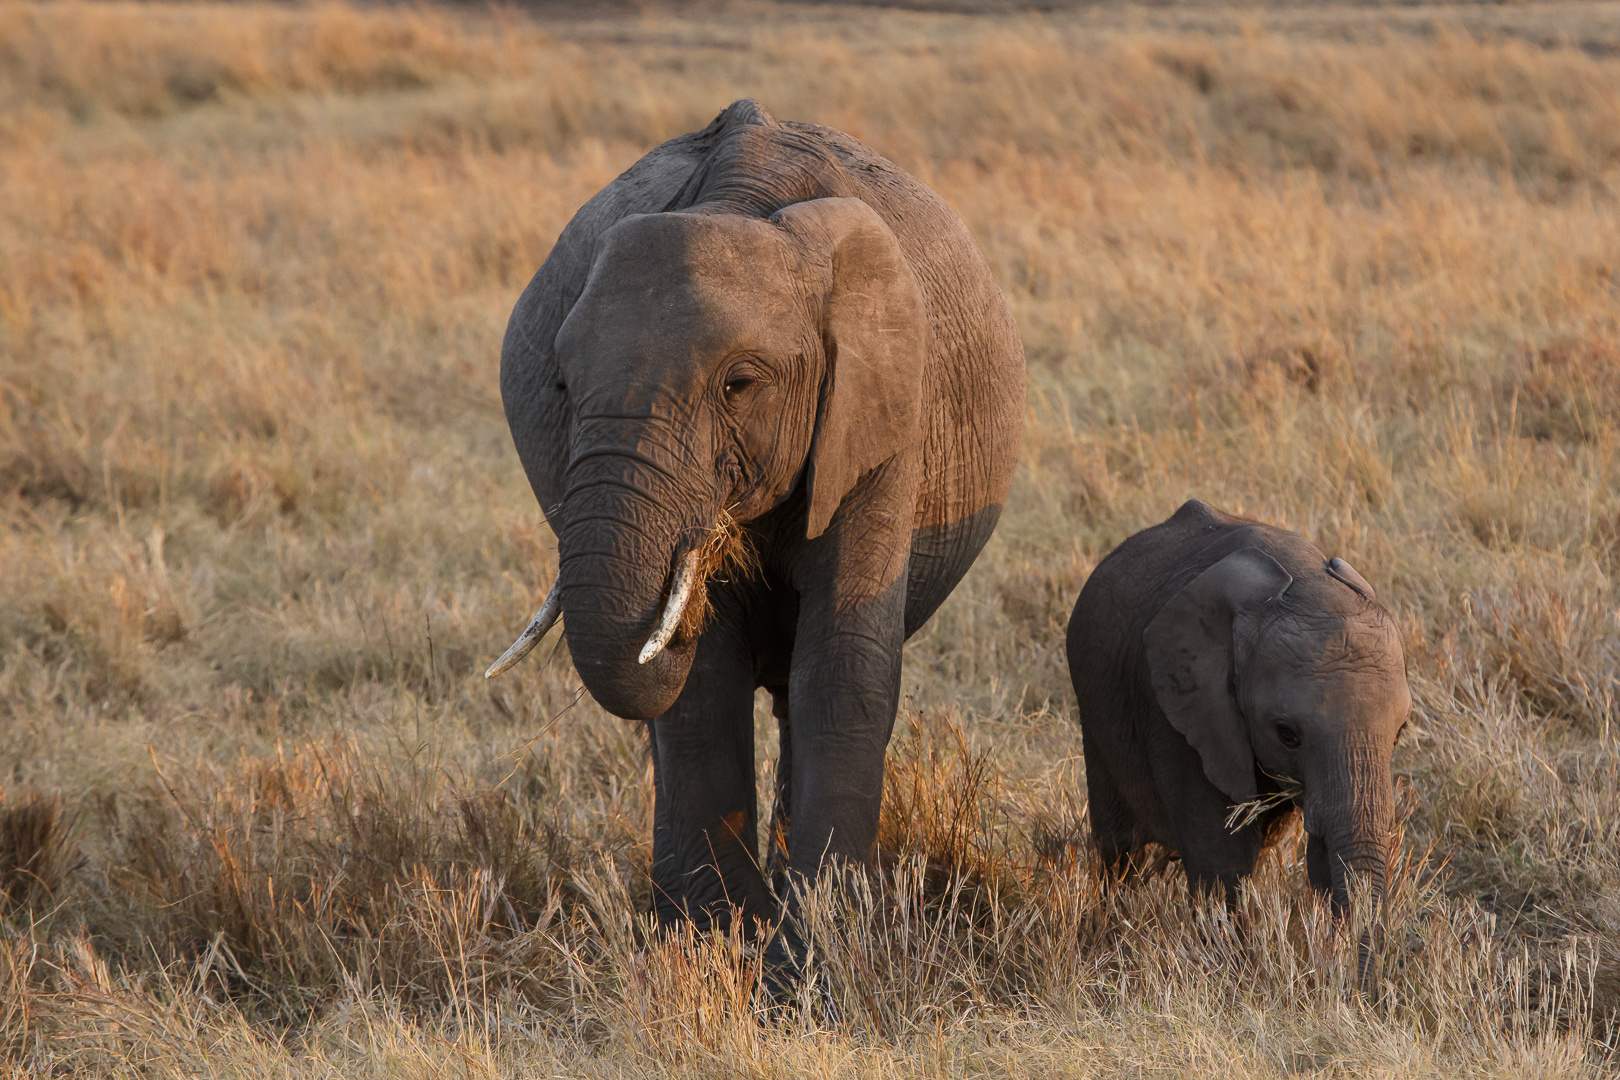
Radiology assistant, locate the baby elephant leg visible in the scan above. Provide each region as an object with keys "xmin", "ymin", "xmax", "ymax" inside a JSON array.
[
  {"xmin": 1083, "ymin": 737, "xmax": 1140, "ymax": 880},
  {"xmin": 1171, "ymin": 782, "xmax": 1266, "ymax": 907}
]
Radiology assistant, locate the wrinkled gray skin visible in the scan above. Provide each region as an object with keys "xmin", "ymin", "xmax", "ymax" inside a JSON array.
[
  {"xmin": 498, "ymin": 101, "xmax": 1023, "ymax": 957},
  {"xmin": 1066, "ymin": 500, "xmax": 1411, "ymax": 915}
]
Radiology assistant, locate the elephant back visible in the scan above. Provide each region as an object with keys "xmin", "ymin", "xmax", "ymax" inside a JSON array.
[{"xmin": 502, "ymin": 100, "xmax": 1024, "ymax": 555}]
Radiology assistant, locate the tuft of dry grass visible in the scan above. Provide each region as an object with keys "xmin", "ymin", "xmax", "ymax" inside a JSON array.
[
  {"xmin": 676, "ymin": 507, "xmax": 761, "ymax": 643},
  {"xmin": 0, "ymin": 1, "xmax": 539, "ymax": 123},
  {"xmin": 0, "ymin": 791, "xmax": 72, "ymax": 918},
  {"xmin": 2, "ymin": 0, "xmax": 1620, "ymax": 1075}
]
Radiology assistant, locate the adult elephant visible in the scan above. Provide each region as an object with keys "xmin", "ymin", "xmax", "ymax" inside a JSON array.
[{"xmin": 487, "ymin": 100, "xmax": 1024, "ymax": 955}]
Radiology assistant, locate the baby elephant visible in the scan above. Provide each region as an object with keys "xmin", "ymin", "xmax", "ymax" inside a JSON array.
[{"xmin": 1066, "ymin": 499, "xmax": 1410, "ymax": 913}]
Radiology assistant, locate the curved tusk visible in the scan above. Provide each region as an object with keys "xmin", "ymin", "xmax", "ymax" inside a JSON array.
[
  {"xmin": 484, "ymin": 578, "xmax": 563, "ymax": 679},
  {"xmin": 638, "ymin": 550, "xmax": 701, "ymax": 665}
]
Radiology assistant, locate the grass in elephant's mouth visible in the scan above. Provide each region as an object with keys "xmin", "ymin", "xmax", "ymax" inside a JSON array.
[
  {"xmin": 3, "ymin": 1, "xmax": 1620, "ymax": 1076},
  {"xmin": 677, "ymin": 508, "xmax": 761, "ymax": 643},
  {"xmin": 1223, "ymin": 770, "xmax": 1306, "ymax": 835}
]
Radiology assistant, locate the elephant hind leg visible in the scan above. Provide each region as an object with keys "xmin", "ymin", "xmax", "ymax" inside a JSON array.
[{"xmin": 1083, "ymin": 735, "xmax": 1140, "ymax": 882}]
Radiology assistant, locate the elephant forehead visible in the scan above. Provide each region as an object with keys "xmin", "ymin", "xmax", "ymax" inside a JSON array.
[
  {"xmin": 1256, "ymin": 611, "xmax": 1396, "ymax": 661},
  {"xmin": 566, "ymin": 213, "xmax": 809, "ymax": 357},
  {"xmin": 1245, "ymin": 614, "xmax": 1409, "ymax": 715}
]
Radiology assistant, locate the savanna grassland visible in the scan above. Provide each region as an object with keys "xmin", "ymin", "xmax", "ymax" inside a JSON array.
[{"xmin": 3, "ymin": 1, "xmax": 1620, "ymax": 1075}]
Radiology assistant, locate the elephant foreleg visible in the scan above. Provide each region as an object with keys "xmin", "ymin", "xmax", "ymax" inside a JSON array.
[
  {"xmin": 765, "ymin": 572, "xmax": 908, "ymax": 983},
  {"xmin": 646, "ymin": 624, "xmax": 772, "ymax": 934},
  {"xmin": 786, "ymin": 581, "xmax": 906, "ymax": 872}
]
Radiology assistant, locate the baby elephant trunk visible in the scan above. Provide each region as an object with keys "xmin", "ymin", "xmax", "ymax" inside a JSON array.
[{"xmin": 1305, "ymin": 738, "xmax": 1395, "ymax": 918}]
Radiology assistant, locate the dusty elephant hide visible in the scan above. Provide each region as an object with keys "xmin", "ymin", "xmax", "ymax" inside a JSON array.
[{"xmin": 491, "ymin": 99, "xmax": 1025, "ymax": 960}]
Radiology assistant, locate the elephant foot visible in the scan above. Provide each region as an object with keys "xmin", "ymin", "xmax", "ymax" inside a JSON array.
[{"xmin": 760, "ymin": 907, "xmax": 806, "ymax": 994}]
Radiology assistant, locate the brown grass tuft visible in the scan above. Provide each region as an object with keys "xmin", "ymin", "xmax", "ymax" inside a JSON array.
[
  {"xmin": 0, "ymin": 791, "xmax": 71, "ymax": 917},
  {"xmin": 675, "ymin": 507, "xmax": 760, "ymax": 643}
]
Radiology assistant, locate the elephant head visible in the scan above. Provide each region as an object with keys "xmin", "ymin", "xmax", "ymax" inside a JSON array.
[
  {"xmin": 489, "ymin": 197, "xmax": 930, "ymax": 719},
  {"xmin": 1144, "ymin": 547, "xmax": 1410, "ymax": 914}
]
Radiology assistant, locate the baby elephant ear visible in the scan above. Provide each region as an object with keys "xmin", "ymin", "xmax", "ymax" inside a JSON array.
[
  {"xmin": 772, "ymin": 197, "xmax": 930, "ymax": 540},
  {"xmin": 1143, "ymin": 547, "xmax": 1294, "ymax": 803},
  {"xmin": 1325, "ymin": 556, "xmax": 1375, "ymax": 599}
]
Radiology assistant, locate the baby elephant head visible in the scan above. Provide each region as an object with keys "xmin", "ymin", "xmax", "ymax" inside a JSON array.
[{"xmin": 1144, "ymin": 548, "xmax": 1411, "ymax": 913}]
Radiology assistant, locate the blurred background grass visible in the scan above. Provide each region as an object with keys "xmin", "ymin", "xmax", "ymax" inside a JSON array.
[{"xmin": 1, "ymin": 1, "xmax": 1618, "ymax": 1075}]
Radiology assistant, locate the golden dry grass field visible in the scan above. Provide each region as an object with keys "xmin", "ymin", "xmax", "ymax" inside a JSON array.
[{"xmin": 3, "ymin": 1, "xmax": 1620, "ymax": 1075}]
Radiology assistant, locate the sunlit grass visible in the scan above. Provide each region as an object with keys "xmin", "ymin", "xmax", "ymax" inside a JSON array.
[{"xmin": 2, "ymin": 1, "xmax": 1618, "ymax": 1074}]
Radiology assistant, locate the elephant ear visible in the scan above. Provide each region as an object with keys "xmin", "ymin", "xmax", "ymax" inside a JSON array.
[
  {"xmin": 772, "ymin": 197, "xmax": 930, "ymax": 539},
  {"xmin": 1143, "ymin": 547, "xmax": 1294, "ymax": 803},
  {"xmin": 1324, "ymin": 556, "xmax": 1375, "ymax": 599}
]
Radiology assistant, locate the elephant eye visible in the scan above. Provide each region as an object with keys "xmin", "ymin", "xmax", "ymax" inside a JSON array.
[
  {"xmin": 1275, "ymin": 720, "xmax": 1302, "ymax": 750},
  {"xmin": 722, "ymin": 363, "xmax": 762, "ymax": 402}
]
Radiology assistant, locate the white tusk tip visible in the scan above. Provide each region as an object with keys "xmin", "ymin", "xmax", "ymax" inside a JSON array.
[
  {"xmin": 484, "ymin": 580, "xmax": 562, "ymax": 680},
  {"xmin": 636, "ymin": 549, "xmax": 702, "ymax": 666}
]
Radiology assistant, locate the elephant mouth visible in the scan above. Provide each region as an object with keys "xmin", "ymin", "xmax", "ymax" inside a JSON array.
[
  {"xmin": 642, "ymin": 508, "xmax": 760, "ymax": 661},
  {"xmin": 484, "ymin": 508, "xmax": 759, "ymax": 679}
]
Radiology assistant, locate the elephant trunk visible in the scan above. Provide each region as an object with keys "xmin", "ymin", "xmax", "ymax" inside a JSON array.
[
  {"xmin": 555, "ymin": 448, "xmax": 708, "ymax": 720},
  {"xmin": 1325, "ymin": 834, "xmax": 1390, "ymax": 918},
  {"xmin": 1305, "ymin": 738, "xmax": 1395, "ymax": 918}
]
